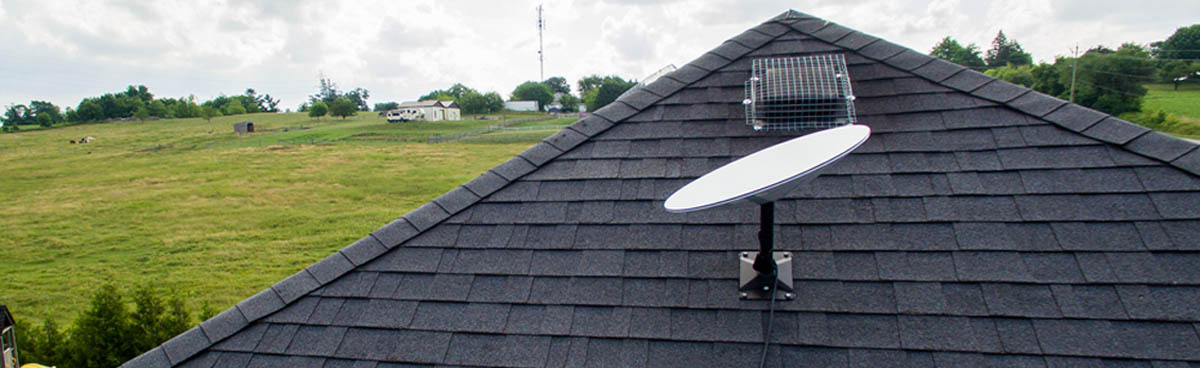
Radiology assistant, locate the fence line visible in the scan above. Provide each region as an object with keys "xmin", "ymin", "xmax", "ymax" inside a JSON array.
[{"xmin": 426, "ymin": 116, "xmax": 557, "ymax": 144}]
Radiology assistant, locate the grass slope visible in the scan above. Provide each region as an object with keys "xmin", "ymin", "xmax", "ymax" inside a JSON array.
[
  {"xmin": 0, "ymin": 112, "xmax": 566, "ymax": 324},
  {"xmin": 1144, "ymin": 83, "xmax": 1200, "ymax": 123}
]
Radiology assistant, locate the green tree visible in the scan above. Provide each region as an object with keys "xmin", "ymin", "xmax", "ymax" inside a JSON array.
[
  {"xmin": 985, "ymin": 30, "xmax": 1033, "ymax": 67},
  {"xmin": 329, "ymin": 97, "xmax": 357, "ymax": 119},
  {"xmin": 3, "ymin": 104, "xmax": 32, "ymax": 126},
  {"xmin": 345, "ymin": 87, "xmax": 370, "ymax": 111},
  {"xmin": 511, "ymin": 81, "xmax": 554, "ymax": 111},
  {"xmin": 222, "ymin": 100, "xmax": 247, "ymax": 115},
  {"xmin": 542, "ymin": 76, "xmax": 570, "ymax": 94},
  {"xmin": 482, "ymin": 92, "xmax": 505, "ymax": 113},
  {"xmin": 311, "ymin": 75, "xmax": 340, "ymax": 103},
  {"xmin": 986, "ymin": 64, "xmax": 1036, "ymax": 87},
  {"xmin": 134, "ymin": 106, "xmax": 151, "ymax": 121},
  {"xmin": 558, "ymin": 93, "xmax": 581, "ymax": 113},
  {"xmin": 308, "ymin": 101, "xmax": 328, "ymax": 119},
  {"xmin": 200, "ymin": 106, "xmax": 221, "ymax": 122},
  {"xmin": 1066, "ymin": 44, "xmax": 1155, "ymax": 115},
  {"xmin": 1155, "ymin": 24, "xmax": 1200, "ymax": 60},
  {"xmin": 457, "ymin": 91, "xmax": 490, "ymax": 114},
  {"xmin": 30, "ymin": 100, "xmax": 64, "ymax": 124},
  {"xmin": 75, "ymin": 100, "xmax": 104, "ymax": 122},
  {"xmin": 577, "ymin": 75, "xmax": 605, "ymax": 96},
  {"xmin": 68, "ymin": 284, "xmax": 137, "ymax": 368},
  {"xmin": 374, "ymin": 102, "xmax": 400, "ymax": 112},
  {"xmin": 147, "ymin": 100, "xmax": 168, "ymax": 118},
  {"xmin": 128, "ymin": 285, "xmax": 190, "ymax": 353},
  {"xmin": 585, "ymin": 76, "xmax": 637, "ymax": 112},
  {"xmin": 930, "ymin": 36, "xmax": 986, "ymax": 68}
]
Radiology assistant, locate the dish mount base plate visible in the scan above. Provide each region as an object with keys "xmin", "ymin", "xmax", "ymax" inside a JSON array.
[{"xmin": 739, "ymin": 251, "xmax": 795, "ymax": 301}]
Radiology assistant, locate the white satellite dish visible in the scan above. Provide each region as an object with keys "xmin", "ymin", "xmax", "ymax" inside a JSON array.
[
  {"xmin": 664, "ymin": 124, "xmax": 871, "ymax": 299},
  {"xmin": 666, "ymin": 124, "xmax": 870, "ymax": 212}
]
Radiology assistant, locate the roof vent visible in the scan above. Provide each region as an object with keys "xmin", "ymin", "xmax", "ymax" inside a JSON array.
[
  {"xmin": 743, "ymin": 54, "xmax": 857, "ymax": 131},
  {"xmin": 618, "ymin": 64, "xmax": 677, "ymax": 100}
]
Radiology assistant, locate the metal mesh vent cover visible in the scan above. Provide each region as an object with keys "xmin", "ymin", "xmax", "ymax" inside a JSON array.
[{"xmin": 743, "ymin": 54, "xmax": 857, "ymax": 131}]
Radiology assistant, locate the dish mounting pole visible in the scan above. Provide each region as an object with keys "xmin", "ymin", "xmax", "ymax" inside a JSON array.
[{"xmin": 739, "ymin": 201, "xmax": 794, "ymax": 300}]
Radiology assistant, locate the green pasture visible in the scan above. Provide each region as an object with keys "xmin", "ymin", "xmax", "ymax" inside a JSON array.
[{"xmin": 0, "ymin": 111, "xmax": 569, "ymax": 324}]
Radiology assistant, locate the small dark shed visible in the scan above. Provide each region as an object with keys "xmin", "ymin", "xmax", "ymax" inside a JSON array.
[{"xmin": 233, "ymin": 121, "xmax": 254, "ymax": 133}]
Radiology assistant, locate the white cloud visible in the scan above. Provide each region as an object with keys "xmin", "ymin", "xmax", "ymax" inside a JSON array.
[{"xmin": 0, "ymin": 0, "xmax": 1194, "ymax": 109}]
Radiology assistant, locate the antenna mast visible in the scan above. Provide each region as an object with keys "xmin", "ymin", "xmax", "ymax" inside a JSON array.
[{"xmin": 537, "ymin": 4, "xmax": 545, "ymax": 81}]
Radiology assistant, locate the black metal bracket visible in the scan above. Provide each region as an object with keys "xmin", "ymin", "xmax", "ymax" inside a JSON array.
[{"xmin": 738, "ymin": 202, "xmax": 794, "ymax": 300}]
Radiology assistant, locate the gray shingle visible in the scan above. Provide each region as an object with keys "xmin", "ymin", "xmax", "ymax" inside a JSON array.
[
  {"xmin": 444, "ymin": 334, "xmax": 551, "ymax": 367},
  {"xmin": 571, "ymin": 306, "xmax": 631, "ymax": 338},
  {"xmin": 827, "ymin": 314, "xmax": 900, "ymax": 348},
  {"xmin": 272, "ymin": 269, "xmax": 321, "ymax": 304},
  {"xmin": 1052, "ymin": 285, "xmax": 1128, "ymax": 319},
  {"xmin": 883, "ymin": 49, "xmax": 933, "ymax": 71},
  {"xmin": 237, "ymin": 288, "xmax": 286, "ymax": 322},
  {"xmin": 434, "ymin": 186, "xmax": 483, "ymax": 215},
  {"xmin": 123, "ymin": 347, "xmax": 170, "ymax": 368},
  {"xmin": 642, "ymin": 77, "xmax": 687, "ymax": 100},
  {"xmin": 941, "ymin": 69, "xmax": 994, "ymax": 92},
  {"xmin": 858, "ymin": 40, "xmax": 907, "ymax": 61},
  {"xmin": 402, "ymin": 202, "xmax": 450, "ymax": 232},
  {"xmin": 200, "ymin": 307, "xmax": 249, "ymax": 343},
  {"xmin": 994, "ymin": 318, "xmax": 1042, "ymax": 354},
  {"xmin": 912, "ymin": 58, "xmax": 966, "ymax": 82},
  {"xmin": 1172, "ymin": 148, "xmax": 1200, "ymax": 176},
  {"xmin": 1126, "ymin": 131, "xmax": 1197, "ymax": 162},
  {"xmin": 468, "ymin": 275, "xmax": 533, "ymax": 303},
  {"xmin": 161, "ymin": 327, "xmax": 210, "ymax": 365},
  {"xmin": 898, "ymin": 315, "xmax": 982, "ymax": 351},
  {"xmin": 623, "ymin": 278, "xmax": 689, "ymax": 307},
  {"xmin": 1008, "ymin": 91, "xmax": 1067, "ymax": 117},
  {"xmin": 307, "ymin": 252, "xmax": 356, "ymax": 284},
  {"xmin": 1081, "ymin": 117, "xmax": 1150, "ymax": 145},
  {"xmin": 971, "ymin": 80, "xmax": 1029, "ymax": 103},
  {"xmin": 833, "ymin": 31, "xmax": 878, "ymax": 50},
  {"xmin": 544, "ymin": 127, "xmax": 590, "ymax": 152},
  {"xmin": 1051, "ymin": 222, "xmax": 1145, "ymax": 251},
  {"xmin": 981, "ymin": 283, "xmax": 1062, "ymax": 318},
  {"xmin": 340, "ymin": 235, "xmax": 388, "ymax": 266},
  {"xmin": 410, "ymin": 302, "xmax": 510, "ymax": 333},
  {"xmin": 371, "ymin": 218, "xmax": 419, "ymax": 249},
  {"xmin": 1043, "ymin": 103, "xmax": 1107, "ymax": 132},
  {"xmin": 211, "ymin": 322, "xmax": 266, "ymax": 352}
]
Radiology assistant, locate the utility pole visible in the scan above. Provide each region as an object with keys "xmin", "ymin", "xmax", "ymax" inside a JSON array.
[
  {"xmin": 1069, "ymin": 45, "xmax": 1079, "ymax": 103},
  {"xmin": 537, "ymin": 4, "xmax": 545, "ymax": 81}
]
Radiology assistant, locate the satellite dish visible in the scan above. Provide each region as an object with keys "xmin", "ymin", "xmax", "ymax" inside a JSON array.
[
  {"xmin": 664, "ymin": 124, "xmax": 871, "ymax": 299},
  {"xmin": 665, "ymin": 124, "xmax": 870, "ymax": 213}
]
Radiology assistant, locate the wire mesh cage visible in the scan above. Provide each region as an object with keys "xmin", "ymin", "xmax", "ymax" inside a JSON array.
[{"xmin": 743, "ymin": 54, "xmax": 857, "ymax": 131}]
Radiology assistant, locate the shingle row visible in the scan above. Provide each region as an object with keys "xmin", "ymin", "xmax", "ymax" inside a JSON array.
[
  {"xmin": 208, "ymin": 311, "xmax": 1200, "ymax": 365},
  {"xmin": 350, "ymin": 246, "xmax": 1200, "ymax": 284}
]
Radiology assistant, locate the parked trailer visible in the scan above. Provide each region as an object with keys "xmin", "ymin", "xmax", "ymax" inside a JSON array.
[{"xmin": 386, "ymin": 109, "xmax": 423, "ymax": 123}]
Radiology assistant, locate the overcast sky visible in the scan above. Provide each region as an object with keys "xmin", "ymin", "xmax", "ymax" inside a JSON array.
[{"xmin": 1, "ymin": 0, "xmax": 1196, "ymax": 111}]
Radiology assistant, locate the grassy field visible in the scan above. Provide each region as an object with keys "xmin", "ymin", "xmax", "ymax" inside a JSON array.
[
  {"xmin": 1145, "ymin": 83, "xmax": 1200, "ymax": 122},
  {"xmin": 0, "ymin": 111, "xmax": 570, "ymax": 324}
]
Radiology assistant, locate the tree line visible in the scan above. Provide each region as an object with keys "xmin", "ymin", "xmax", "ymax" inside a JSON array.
[
  {"xmin": 1, "ymin": 85, "xmax": 282, "ymax": 132},
  {"xmin": 298, "ymin": 75, "xmax": 370, "ymax": 120},
  {"xmin": 13, "ymin": 284, "xmax": 211, "ymax": 368},
  {"xmin": 378, "ymin": 74, "xmax": 638, "ymax": 116},
  {"xmin": 930, "ymin": 25, "xmax": 1200, "ymax": 122}
]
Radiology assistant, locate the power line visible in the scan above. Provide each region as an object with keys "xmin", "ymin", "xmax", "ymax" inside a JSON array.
[
  {"xmin": 1073, "ymin": 80, "xmax": 1146, "ymax": 97},
  {"xmin": 1075, "ymin": 67, "xmax": 1158, "ymax": 80}
]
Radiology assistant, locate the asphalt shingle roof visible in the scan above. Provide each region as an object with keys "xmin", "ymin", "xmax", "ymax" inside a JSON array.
[{"xmin": 126, "ymin": 9, "xmax": 1200, "ymax": 368}]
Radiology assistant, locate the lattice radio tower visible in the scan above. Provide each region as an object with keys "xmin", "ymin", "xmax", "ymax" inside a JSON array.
[{"xmin": 537, "ymin": 4, "xmax": 545, "ymax": 81}]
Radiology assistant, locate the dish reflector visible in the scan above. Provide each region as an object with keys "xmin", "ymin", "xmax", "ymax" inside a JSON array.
[{"xmin": 664, "ymin": 124, "xmax": 870, "ymax": 213}]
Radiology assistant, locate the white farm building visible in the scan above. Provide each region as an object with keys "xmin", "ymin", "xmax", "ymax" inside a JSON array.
[{"xmin": 387, "ymin": 100, "xmax": 461, "ymax": 122}]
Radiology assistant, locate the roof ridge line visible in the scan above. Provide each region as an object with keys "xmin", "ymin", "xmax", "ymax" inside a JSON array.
[{"xmin": 770, "ymin": 11, "xmax": 1200, "ymax": 177}]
